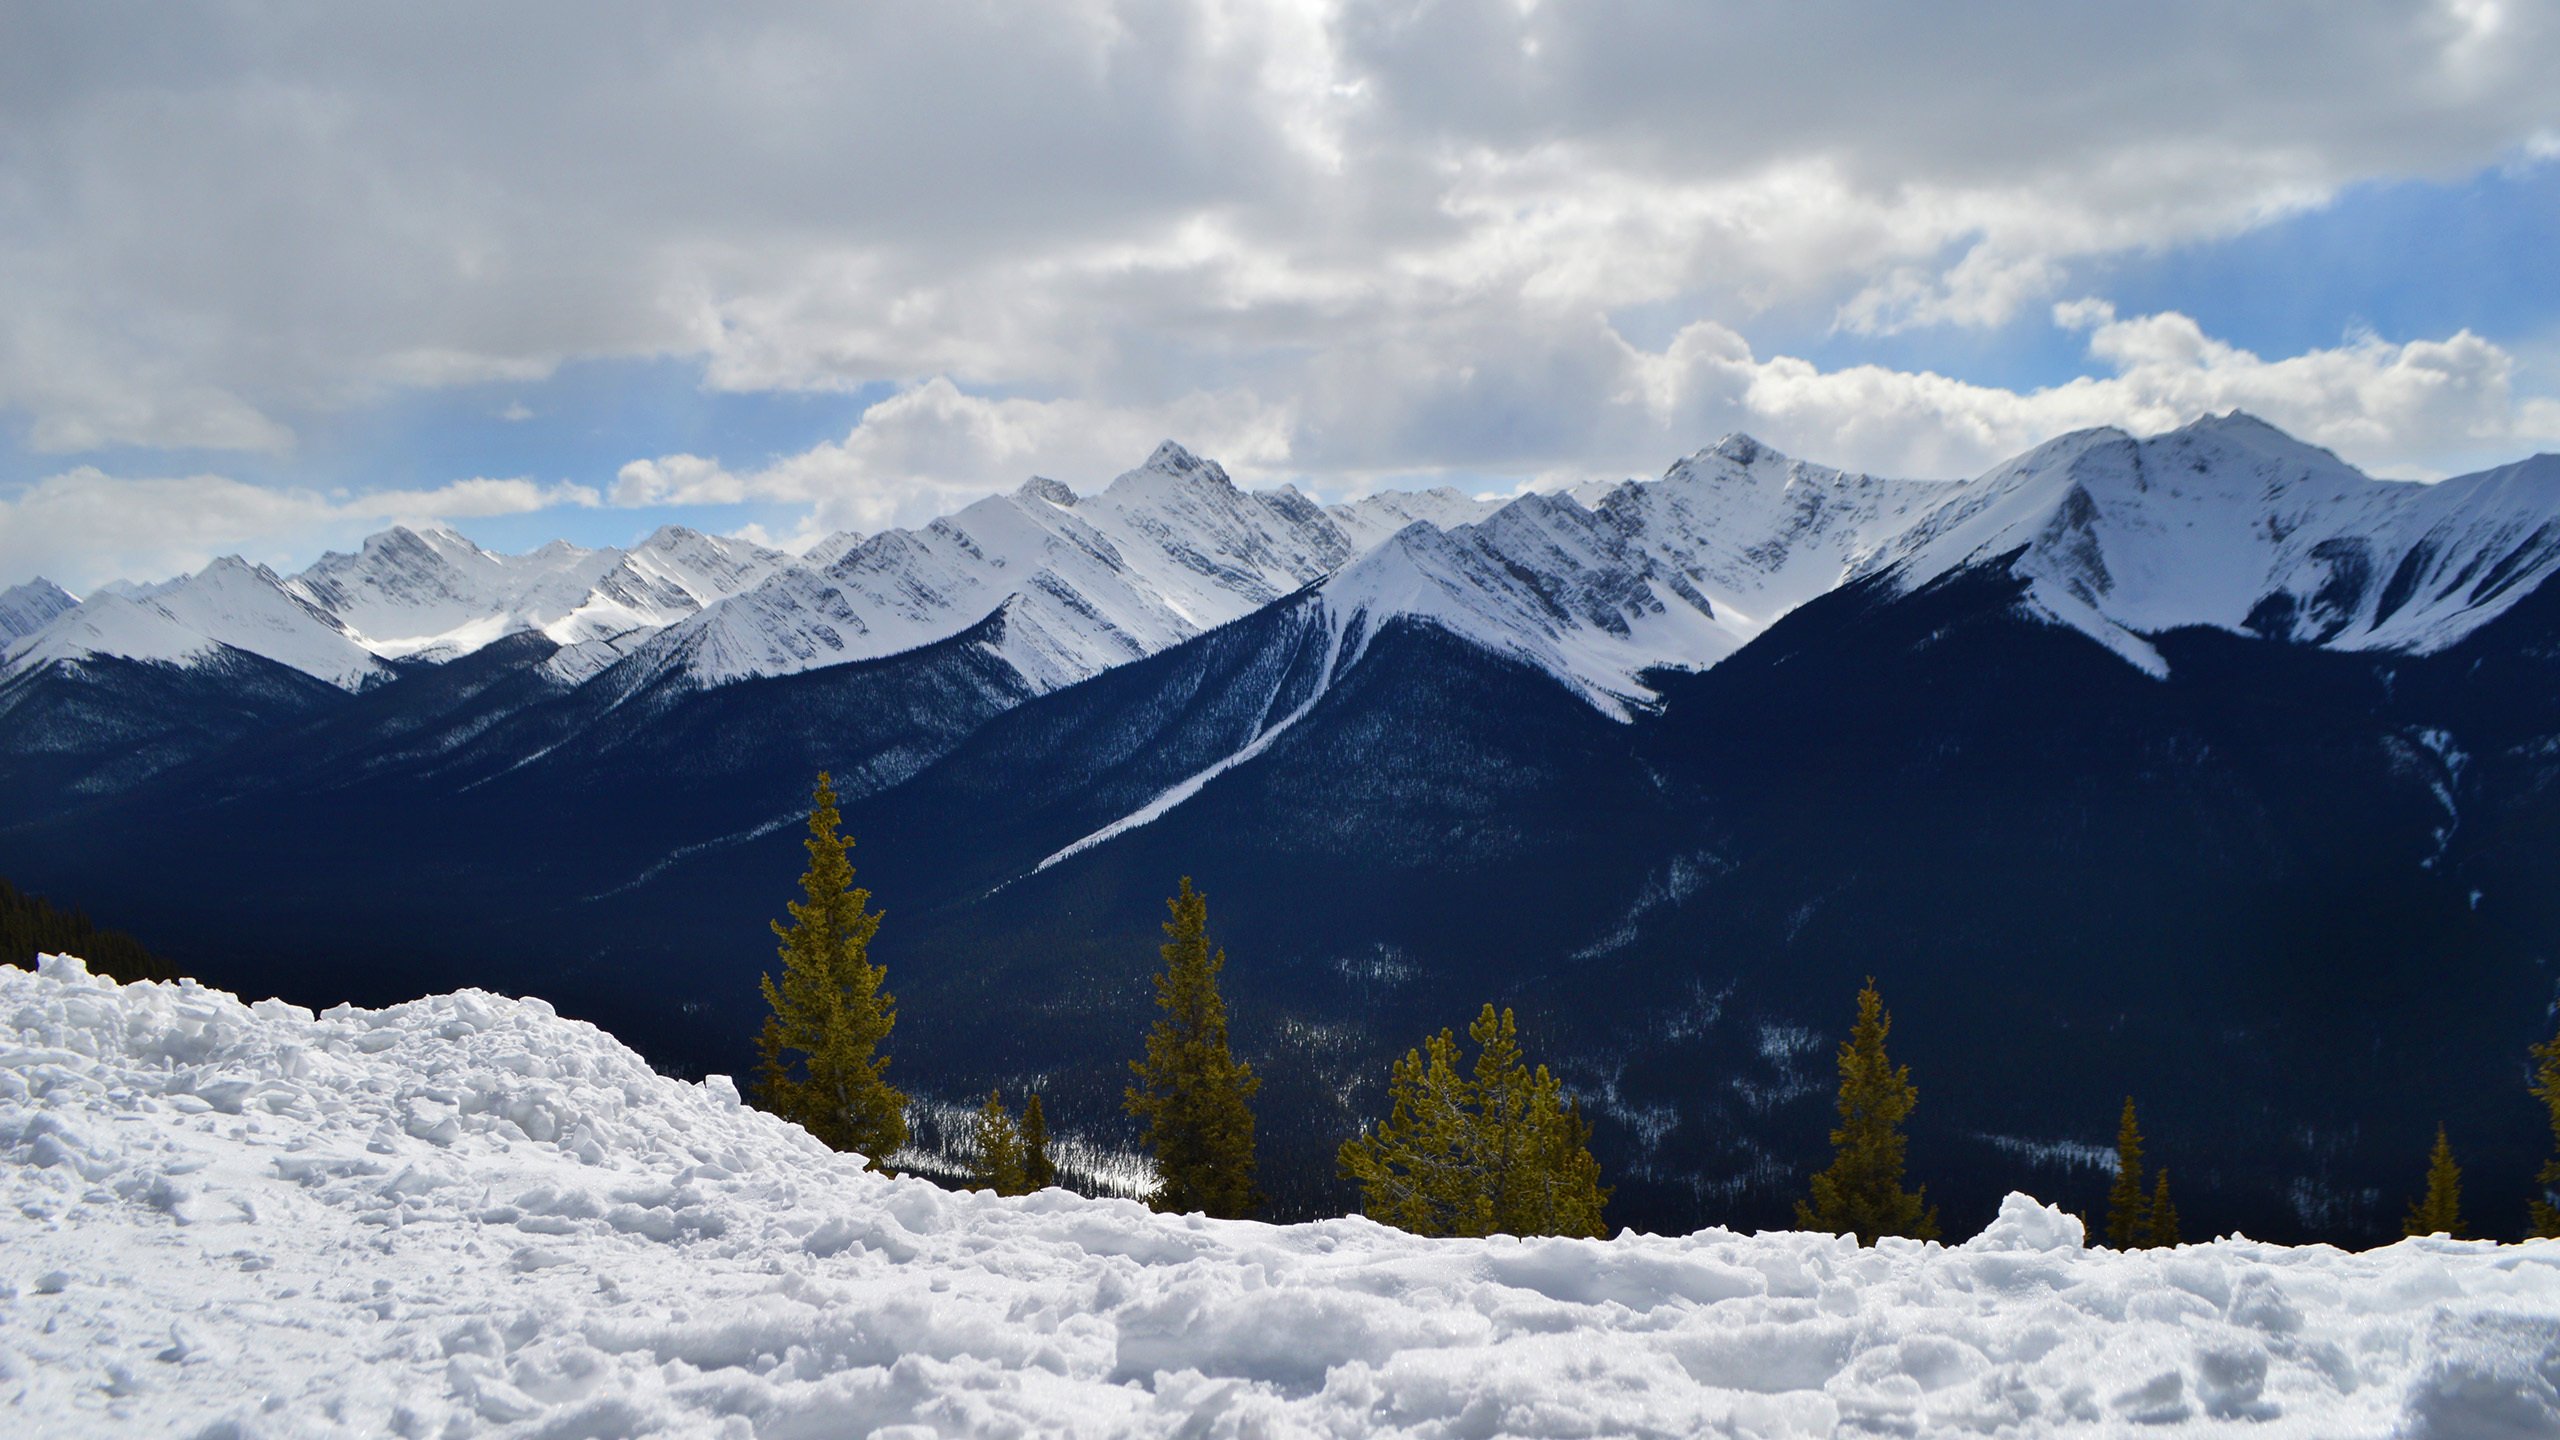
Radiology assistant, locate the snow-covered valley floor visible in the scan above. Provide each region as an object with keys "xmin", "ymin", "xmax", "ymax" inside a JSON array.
[{"xmin": 4, "ymin": 957, "xmax": 2557, "ymax": 1438}]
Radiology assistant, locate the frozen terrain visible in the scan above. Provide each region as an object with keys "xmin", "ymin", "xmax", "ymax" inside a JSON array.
[{"xmin": 4, "ymin": 957, "xmax": 2557, "ymax": 1438}]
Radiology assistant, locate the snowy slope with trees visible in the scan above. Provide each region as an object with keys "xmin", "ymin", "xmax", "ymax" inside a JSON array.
[{"xmin": 6, "ymin": 955, "xmax": 2559, "ymax": 1438}]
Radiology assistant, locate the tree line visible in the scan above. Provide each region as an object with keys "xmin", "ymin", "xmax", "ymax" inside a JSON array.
[
  {"xmin": 1, "ymin": 875, "xmax": 178, "ymax": 984},
  {"xmin": 750, "ymin": 774, "xmax": 2560, "ymax": 1245}
]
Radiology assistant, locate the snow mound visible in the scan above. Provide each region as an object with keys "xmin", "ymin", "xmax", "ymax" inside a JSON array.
[{"xmin": 6, "ymin": 956, "xmax": 2559, "ymax": 1437}]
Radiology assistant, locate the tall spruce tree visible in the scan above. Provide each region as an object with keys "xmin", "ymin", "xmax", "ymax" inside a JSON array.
[
  {"xmin": 2106, "ymin": 1098, "xmax": 2152, "ymax": 1250},
  {"xmin": 1337, "ymin": 1003, "xmax": 1609, "ymax": 1238},
  {"xmin": 970, "ymin": 1089, "xmax": 1027, "ymax": 1195},
  {"xmin": 2406, "ymin": 1124, "xmax": 2466, "ymax": 1238},
  {"xmin": 1125, "ymin": 876, "xmax": 1262, "ymax": 1218},
  {"xmin": 1794, "ymin": 978, "xmax": 1938, "ymax": 1244},
  {"xmin": 753, "ymin": 772, "xmax": 908, "ymax": 1170},
  {"xmin": 2534, "ymin": 1023, "xmax": 2560, "ymax": 1238},
  {"xmin": 1020, "ymin": 1093, "xmax": 1057, "ymax": 1191},
  {"xmin": 2147, "ymin": 1169, "xmax": 2182, "ymax": 1248}
]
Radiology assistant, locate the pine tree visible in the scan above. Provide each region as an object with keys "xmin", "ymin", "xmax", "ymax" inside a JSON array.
[
  {"xmin": 1795, "ymin": 978, "xmax": 1938, "ymax": 1244},
  {"xmin": 1517, "ymin": 1078, "xmax": 1610, "ymax": 1239},
  {"xmin": 970, "ymin": 1089, "xmax": 1027, "ymax": 1195},
  {"xmin": 1020, "ymin": 1092, "xmax": 1057, "ymax": 1191},
  {"xmin": 1125, "ymin": 877, "xmax": 1262, "ymax": 1218},
  {"xmin": 2147, "ymin": 1168, "xmax": 2182, "ymax": 1248},
  {"xmin": 2405, "ymin": 1124, "xmax": 2467, "ymax": 1238},
  {"xmin": 2534, "ymin": 1023, "xmax": 2560, "ymax": 1238},
  {"xmin": 1337, "ymin": 1028, "xmax": 1475, "ymax": 1235},
  {"xmin": 753, "ymin": 772, "xmax": 908, "ymax": 1170},
  {"xmin": 2105, "ymin": 1098, "xmax": 2151, "ymax": 1250},
  {"xmin": 1337, "ymin": 1003, "xmax": 1609, "ymax": 1238}
]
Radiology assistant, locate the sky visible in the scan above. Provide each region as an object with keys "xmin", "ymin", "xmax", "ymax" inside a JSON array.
[{"xmin": 2, "ymin": 1, "xmax": 2557, "ymax": 593}]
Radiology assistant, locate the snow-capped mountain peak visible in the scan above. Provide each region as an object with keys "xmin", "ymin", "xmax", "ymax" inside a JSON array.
[
  {"xmin": 1015, "ymin": 475, "xmax": 1079, "ymax": 507},
  {"xmin": 0, "ymin": 577, "xmax": 78, "ymax": 642},
  {"xmin": 5, "ymin": 552, "xmax": 389, "ymax": 690},
  {"xmin": 639, "ymin": 441, "xmax": 1358, "ymax": 694},
  {"xmin": 1125, "ymin": 439, "xmax": 1222, "ymax": 485}
]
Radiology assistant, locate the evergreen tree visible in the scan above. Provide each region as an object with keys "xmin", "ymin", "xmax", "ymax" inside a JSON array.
[
  {"xmin": 1518, "ymin": 1081, "xmax": 1611, "ymax": 1239},
  {"xmin": 1125, "ymin": 877, "xmax": 1262, "ymax": 1218},
  {"xmin": 2105, "ymin": 1098, "xmax": 2152, "ymax": 1250},
  {"xmin": 753, "ymin": 772, "xmax": 908, "ymax": 1170},
  {"xmin": 1337, "ymin": 1028, "xmax": 1475, "ymax": 1235},
  {"xmin": 2405, "ymin": 1124, "xmax": 2467, "ymax": 1238},
  {"xmin": 970, "ymin": 1089, "xmax": 1027, "ymax": 1195},
  {"xmin": 1795, "ymin": 978, "xmax": 1938, "ymax": 1244},
  {"xmin": 1337, "ymin": 1003, "xmax": 1609, "ymax": 1238},
  {"xmin": 1020, "ymin": 1092, "xmax": 1057, "ymax": 1191},
  {"xmin": 2147, "ymin": 1169, "xmax": 2182, "ymax": 1248},
  {"xmin": 2535, "ymin": 1023, "xmax": 2560, "ymax": 1239}
]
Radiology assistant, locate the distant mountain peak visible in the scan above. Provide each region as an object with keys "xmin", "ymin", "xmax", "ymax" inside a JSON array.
[
  {"xmin": 1015, "ymin": 475, "xmax": 1079, "ymax": 507},
  {"xmin": 1143, "ymin": 439, "xmax": 1207, "ymax": 472},
  {"xmin": 0, "ymin": 576, "xmax": 79, "ymax": 643},
  {"xmin": 1706, "ymin": 432, "xmax": 1771, "ymax": 467},
  {"xmin": 1114, "ymin": 440, "xmax": 1236, "ymax": 493}
]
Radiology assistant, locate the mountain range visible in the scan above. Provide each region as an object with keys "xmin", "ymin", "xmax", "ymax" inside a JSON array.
[{"xmin": 6, "ymin": 412, "xmax": 2558, "ymax": 1240}]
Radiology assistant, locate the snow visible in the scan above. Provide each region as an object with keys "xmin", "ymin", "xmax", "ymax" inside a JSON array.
[
  {"xmin": 0, "ymin": 578, "xmax": 78, "ymax": 643},
  {"xmin": 643, "ymin": 442, "xmax": 1356, "ymax": 693},
  {"xmin": 4, "ymin": 558, "xmax": 388, "ymax": 691},
  {"xmin": 286, "ymin": 524, "xmax": 789, "ymax": 661},
  {"xmin": 1325, "ymin": 487, "xmax": 1509, "ymax": 551},
  {"xmin": 1317, "ymin": 440, "xmax": 1961, "ymax": 715},
  {"xmin": 1, "ymin": 526, "xmax": 787, "ymax": 691},
  {"xmin": 1315, "ymin": 418, "xmax": 2560, "ymax": 708},
  {"xmin": 14, "ymin": 418, "xmax": 2560, "ymax": 714},
  {"xmin": 7, "ymin": 956, "xmax": 2560, "ymax": 1438}
]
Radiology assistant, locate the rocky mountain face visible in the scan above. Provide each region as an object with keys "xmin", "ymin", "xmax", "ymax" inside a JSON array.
[{"xmin": 8, "ymin": 414, "xmax": 2560, "ymax": 1239}]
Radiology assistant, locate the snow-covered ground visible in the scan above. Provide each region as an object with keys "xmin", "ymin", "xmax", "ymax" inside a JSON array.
[{"xmin": 5, "ymin": 957, "xmax": 2557, "ymax": 1438}]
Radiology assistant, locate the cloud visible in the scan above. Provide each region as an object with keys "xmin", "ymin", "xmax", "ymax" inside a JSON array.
[
  {"xmin": 675, "ymin": 303, "xmax": 2560, "ymax": 522},
  {"xmin": 615, "ymin": 378, "xmax": 1295, "ymax": 533},
  {"xmin": 1622, "ymin": 302, "xmax": 2560, "ymax": 479},
  {"xmin": 0, "ymin": 469, "xmax": 595, "ymax": 592},
  {"xmin": 2, "ymin": 0, "xmax": 2554, "ymax": 458}
]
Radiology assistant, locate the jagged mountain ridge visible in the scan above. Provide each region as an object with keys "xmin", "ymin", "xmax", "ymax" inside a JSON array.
[
  {"xmin": 286, "ymin": 522, "xmax": 792, "ymax": 664},
  {"xmin": 16, "ymin": 414, "xmax": 2558, "ymax": 719},
  {"xmin": 0, "ymin": 578, "xmax": 78, "ymax": 642}
]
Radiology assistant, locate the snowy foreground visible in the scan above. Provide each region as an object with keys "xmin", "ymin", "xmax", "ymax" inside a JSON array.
[{"xmin": 5, "ymin": 959, "xmax": 2559, "ymax": 1438}]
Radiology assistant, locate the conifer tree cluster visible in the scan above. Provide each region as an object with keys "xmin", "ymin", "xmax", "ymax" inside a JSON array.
[
  {"xmin": 2103, "ymin": 1099, "xmax": 2181, "ymax": 1249},
  {"xmin": 1797, "ymin": 978, "xmax": 1938, "ymax": 1244},
  {"xmin": 964, "ymin": 1088, "xmax": 1056, "ymax": 1196},
  {"xmin": 1338, "ymin": 1003, "xmax": 1610, "ymax": 1238},
  {"xmin": 1125, "ymin": 877, "xmax": 1263, "ymax": 1218},
  {"xmin": 753, "ymin": 773, "xmax": 908, "ymax": 1170}
]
